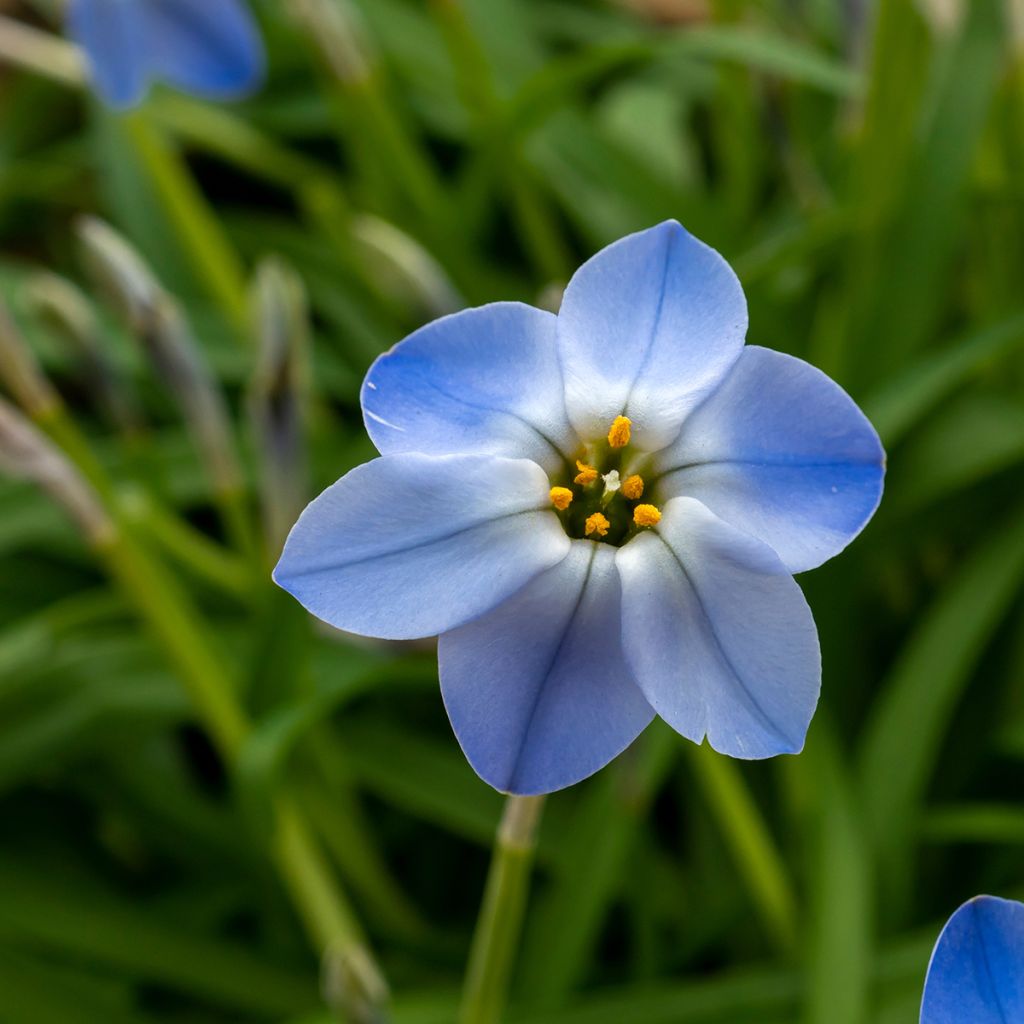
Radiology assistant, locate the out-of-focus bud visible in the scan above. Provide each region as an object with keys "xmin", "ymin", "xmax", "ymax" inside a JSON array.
[
  {"xmin": 914, "ymin": 0, "xmax": 965, "ymax": 34},
  {"xmin": 23, "ymin": 271, "xmax": 141, "ymax": 433},
  {"xmin": 288, "ymin": 0, "xmax": 373, "ymax": 83},
  {"xmin": 0, "ymin": 299, "xmax": 61, "ymax": 419},
  {"xmin": 0, "ymin": 14, "xmax": 84, "ymax": 88},
  {"xmin": 76, "ymin": 216, "xmax": 164, "ymax": 329},
  {"xmin": 76, "ymin": 216, "xmax": 243, "ymax": 498},
  {"xmin": 1008, "ymin": 0, "xmax": 1024, "ymax": 51},
  {"xmin": 0, "ymin": 395, "xmax": 112, "ymax": 544},
  {"xmin": 322, "ymin": 940, "xmax": 391, "ymax": 1024},
  {"xmin": 248, "ymin": 257, "xmax": 310, "ymax": 552},
  {"xmin": 352, "ymin": 215, "xmax": 463, "ymax": 319}
]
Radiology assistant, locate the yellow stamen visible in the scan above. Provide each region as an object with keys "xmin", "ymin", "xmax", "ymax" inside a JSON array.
[
  {"xmin": 549, "ymin": 486, "xmax": 573, "ymax": 511},
  {"xmin": 608, "ymin": 415, "xmax": 631, "ymax": 449},
  {"xmin": 574, "ymin": 460, "xmax": 599, "ymax": 486},
  {"xmin": 633, "ymin": 504, "xmax": 661, "ymax": 528},
  {"xmin": 622, "ymin": 474, "xmax": 644, "ymax": 500},
  {"xmin": 585, "ymin": 512, "xmax": 610, "ymax": 538}
]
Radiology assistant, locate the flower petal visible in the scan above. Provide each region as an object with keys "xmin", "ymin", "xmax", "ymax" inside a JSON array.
[
  {"xmin": 556, "ymin": 221, "xmax": 746, "ymax": 451},
  {"xmin": 654, "ymin": 346, "xmax": 885, "ymax": 573},
  {"xmin": 141, "ymin": 0, "xmax": 265, "ymax": 100},
  {"xmin": 67, "ymin": 0, "xmax": 148, "ymax": 108},
  {"xmin": 362, "ymin": 302, "xmax": 577, "ymax": 473},
  {"xmin": 616, "ymin": 497, "xmax": 820, "ymax": 759},
  {"xmin": 921, "ymin": 895, "xmax": 1024, "ymax": 1024},
  {"xmin": 274, "ymin": 454, "xmax": 570, "ymax": 640},
  {"xmin": 439, "ymin": 541, "xmax": 655, "ymax": 795}
]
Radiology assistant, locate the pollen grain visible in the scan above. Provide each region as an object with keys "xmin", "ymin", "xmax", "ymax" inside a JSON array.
[
  {"xmin": 622, "ymin": 474, "xmax": 644, "ymax": 500},
  {"xmin": 585, "ymin": 512, "xmax": 610, "ymax": 538},
  {"xmin": 549, "ymin": 486, "xmax": 574, "ymax": 510},
  {"xmin": 608, "ymin": 415, "xmax": 632, "ymax": 448},
  {"xmin": 633, "ymin": 504, "xmax": 661, "ymax": 528}
]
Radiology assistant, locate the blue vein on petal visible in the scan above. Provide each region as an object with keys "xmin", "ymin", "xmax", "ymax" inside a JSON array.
[
  {"xmin": 620, "ymin": 226, "xmax": 673, "ymax": 416},
  {"xmin": 656, "ymin": 456, "xmax": 882, "ymax": 490},
  {"xmin": 972, "ymin": 902, "xmax": 1010, "ymax": 1024},
  {"xmin": 507, "ymin": 545, "xmax": 597, "ymax": 793},
  {"xmin": 280, "ymin": 508, "xmax": 548, "ymax": 579},
  {"xmin": 651, "ymin": 532, "xmax": 794, "ymax": 750}
]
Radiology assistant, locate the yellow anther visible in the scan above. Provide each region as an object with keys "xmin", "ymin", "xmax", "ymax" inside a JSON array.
[
  {"xmin": 549, "ymin": 486, "xmax": 573, "ymax": 511},
  {"xmin": 574, "ymin": 460, "xmax": 599, "ymax": 486},
  {"xmin": 585, "ymin": 512, "xmax": 610, "ymax": 538},
  {"xmin": 622, "ymin": 474, "xmax": 644, "ymax": 500},
  {"xmin": 608, "ymin": 415, "xmax": 632, "ymax": 449},
  {"xmin": 633, "ymin": 504, "xmax": 661, "ymax": 528}
]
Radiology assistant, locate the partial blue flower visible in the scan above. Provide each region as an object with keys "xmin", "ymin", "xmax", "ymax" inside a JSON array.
[
  {"xmin": 921, "ymin": 895, "xmax": 1024, "ymax": 1023},
  {"xmin": 67, "ymin": 0, "xmax": 265, "ymax": 109},
  {"xmin": 275, "ymin": 221, "xmax": 886, "ymax": 795}
]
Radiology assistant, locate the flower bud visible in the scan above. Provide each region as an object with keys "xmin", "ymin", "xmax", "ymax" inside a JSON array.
[
  {"xmin": 0, "ymin": 299, "xmax": 60, "ymax": 419},
  {"xmin": 23, "ymin": 271, "xmax": 140, "ymax": 432},
  {"xmin": 0, "ymin": 395, "xmax": 111, "ymax": 544},
  {"xmin": 249, "ymin": 257, "xmax": 311, "ymax": 550},
  {"xmin": 77, "ymin": 217, "xmax": 243, "ymax": 497}
]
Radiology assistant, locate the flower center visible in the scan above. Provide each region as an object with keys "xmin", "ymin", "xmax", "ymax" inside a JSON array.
[{"xmin": 547, "ymin": 417, "xmax": 662, "ymax": 546}]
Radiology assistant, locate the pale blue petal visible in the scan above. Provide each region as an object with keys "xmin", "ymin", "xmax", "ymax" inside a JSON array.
[
  {"xmin": 439, "ymin": 542, "xmax": 655, "ymax": 795},
  {"xmin": 921, "ymin": 895, "xmax": 1024, "ymax": 1024},
  {"xmin": 556, "ymin": 221, "xmax": 746, "ymax": 451},
  {"xmin": 616, "ymin": 497, "xmax": 820, "ymax": 759},
  {"xmin": 362, "ymin": 303, "xmax": 577, "ymax": 474},
  {"xmin": 67, "ymin": 0, "xmax": 148, "ymax": 108},
  {"xmin": 274, "ymin": 454, "xmax": 570, "ymax": 640},
  {"xmin": 141, "ymin": 0, "xmax": 264, "ymax": 100},
  {"xmin": 655, "ymin": 346, "xmax": 885, "ymax": 574}
]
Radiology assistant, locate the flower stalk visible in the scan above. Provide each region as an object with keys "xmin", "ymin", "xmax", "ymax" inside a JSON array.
[{"xmin": 459, "ymin": 795, "xmax": 546, "ymax": 1024}]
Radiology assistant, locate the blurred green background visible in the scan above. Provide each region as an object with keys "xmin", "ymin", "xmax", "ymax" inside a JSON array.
[{"xmin": 0, "ymin": 0, "xmax": 1023, "ymax": 1021}]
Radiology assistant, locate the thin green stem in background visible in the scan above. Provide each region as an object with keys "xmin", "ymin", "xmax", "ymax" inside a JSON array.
[
  {"xmin": 120, "ymin": 114, "xmax": 251, "ymax": 339},
  {"xmin": 99, "ymin": 523, "xmax": 389, "ymax": 1022},
  {"xmin": 687, "ymin": 745, "xmax": 798, "ymax": 954},
  {"xmin": 459, "ymin": 794, "xmax": 546, "ymax": 1024}
]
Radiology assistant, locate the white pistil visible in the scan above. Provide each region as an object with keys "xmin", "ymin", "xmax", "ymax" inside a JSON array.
[{"xmin": 601, "ymin": 469, "xmax": 621, "ymax": 507}]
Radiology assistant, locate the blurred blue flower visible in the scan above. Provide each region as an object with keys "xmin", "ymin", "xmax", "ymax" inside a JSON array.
[
  {"xmin": 275, "ymin": 221, "xmax": 885, "ymax": 795},
  {"xmin": 921, "ymin": 895, "xmax": 1024, "ymax": 1023},
  {"xmin": 67, "ymin": 0, "xmax": 264, "ymax": 109}
]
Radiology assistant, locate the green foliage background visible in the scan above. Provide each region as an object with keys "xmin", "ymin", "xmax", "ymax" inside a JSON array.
[{"xmin": 0, "ymin": 0, "xmax": 1022, "ymax": 1021}]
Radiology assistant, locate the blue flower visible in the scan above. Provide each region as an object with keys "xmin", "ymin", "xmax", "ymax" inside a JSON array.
[
  {"xmin": 921, "ymin": 895, "xmax": 1024, "ymax": 1023},
  {"xmin": 67, "ymin": 0, "xmax": 265, "ymax": 109},
  {"xmin": 275, "ymin": 221, "xmax": 885, "ymax": 795}
]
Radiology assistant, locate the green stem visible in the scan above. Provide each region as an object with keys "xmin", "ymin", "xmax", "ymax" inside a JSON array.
[
  {"xmin": 118, "ymin": 488, "xmax": 253, "ymax": 601},
  {"xmin": 121, "ymin": 114, "xmax": 250, "ymax": 339},
  {"xmin": 98, "ymin": 528, "xmax": 250, "ymax": 758},
  {"xmin": 459, "ymin": 795, "xmax": 545, "ymax": 1024},
  {"xmin": 687, "ymin": 745, "xmax": 798, "ymax": 953},
  {"xmin": 275, "ymin": 798, "xmax": 390, "ymax": 1024},
  {"xmin": 97, "ymin": 526, "xmax": 388, "ymax": 1018}
]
